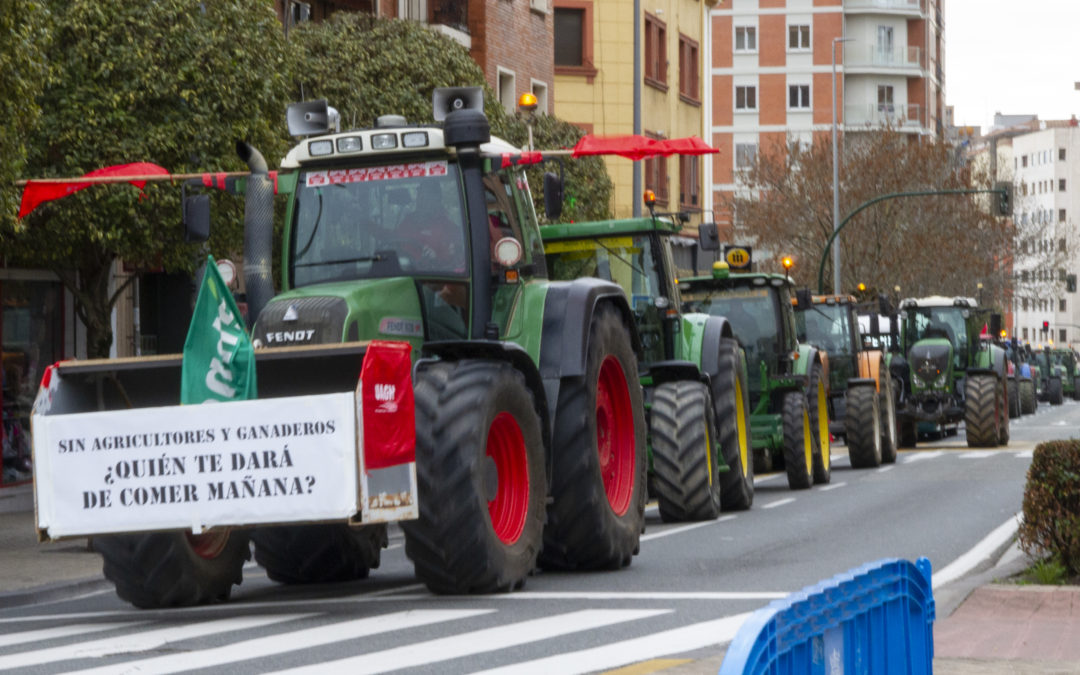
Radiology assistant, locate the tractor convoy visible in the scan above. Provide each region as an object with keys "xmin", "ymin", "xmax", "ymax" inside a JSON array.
[{"xmin": 28, "ymin": 89, "xmax": 1036, "ymax": 611}]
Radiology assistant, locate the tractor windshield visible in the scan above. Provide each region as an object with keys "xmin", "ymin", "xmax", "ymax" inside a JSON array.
[
  {"xmin": 545, "ymin": 234, "xmax": 662, "ymax": 309},
  {"xmin": 290, "ymin": 161, "xmax": 469, "ymax": 287},
  {"xmin": 682, "ymin": 286, "xmax": 778, "ymax": 390},
  {"xmin": 797, "ymin": 303, "xmax": 853, "ymax": 357},
  {"xmin": 904, "ymin": 306, "xmax": 969, "ymax": 366}
]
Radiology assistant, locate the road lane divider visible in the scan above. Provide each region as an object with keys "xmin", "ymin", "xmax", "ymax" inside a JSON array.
[
  {"xmin": 761, "ymin": 498, "xmax": 795, "ymax": 510},
  {"xmin": 818, "ymin": 482, "xmax": 846, "ymax": 492},
  {"xmin": 639, "ymin": 515, "xmax": 736, "ymax": 542}
]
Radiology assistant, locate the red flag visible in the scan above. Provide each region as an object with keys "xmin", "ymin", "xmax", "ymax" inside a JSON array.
[
  {"xmin": 18, "ymin": 162, "xmax": 170, "ymax": 219},
  {"xmin": 654, "ymin": 136, "xmax": 719, "ymax": 156},
  {"xmin": 571, "ymin": 134, "xmax": 659, "ymax": 161}
]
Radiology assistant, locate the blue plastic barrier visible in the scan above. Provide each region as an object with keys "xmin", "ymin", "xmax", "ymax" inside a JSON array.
[{"xmin": 718, "ymin": 557, "xmax": 934, "ymax": 675}]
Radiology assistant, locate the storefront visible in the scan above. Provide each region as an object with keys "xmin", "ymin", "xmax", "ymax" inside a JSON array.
[{"xmin": 1, "ymin": 273, "xmax": 66, "ymax": 487}]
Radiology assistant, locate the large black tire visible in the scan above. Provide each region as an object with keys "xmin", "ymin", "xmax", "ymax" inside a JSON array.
[
  {"xmin": 1048, "ymin": 376, "xmax": 1064, "ymax": 405},
  {"xmin": 898, "ymin": 415, "xmax": 918, "ymax": 448},
  {"xmin": 781, "ymin": 390, "xmax": 812, "ymax": 490},
  {"xmin": 650, "ymin": 381, "xmax": 721, "ymax": 522},
  {"xmin": 94, "ymin": 530, "xmax": 249, "ymax": 609},
  {"xmin": 402, "ymin": 359, "xmax": 547, "ymax": 594},
  {"xmin": 1007, "ymin": 377, "xmax": 1020, "ymax": 418},
  {"xmin": 716, "ymin": 338, "xmax": 753, "ymax": 511},
  {"xmin": 1074, "ymin": 377, "xmax": 1080, "ymax": 401},
  {"xmin": 998, "ymin": 379, "xmax": 1010, "ymax": 446},
  {"xmin": 252, "ymin": 524, "xmax": 387, "ymax": 585},
  {"xmin": 1019, "ymin": 378, "xmax": 1036, "ymax": 415},
  {"xmin": 964, "ymin": 374, "xmax": 1001, "ymax": 448},
  {"xmin": 845, "ymin": 384, "xmax": 882, "ymax": 468},
  {"xmin": 807, "ymin": 362, "xmax": 831, "ymax": 484},
  {"xmin": 540, "ymin": 304, "xmax": 646, "ymax": 571},
  {"xmin": 880, "ymin": 375, "xmax": 899, "ymax": 464}
]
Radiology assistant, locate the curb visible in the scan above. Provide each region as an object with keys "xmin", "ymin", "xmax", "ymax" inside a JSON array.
[
  {"xmin": 0, "ymin": 576, "xmax": 114, "ymax": 610},
  {"xmin": 934, "ymin": 533, "xmax": 1032, "ymax": 620}
]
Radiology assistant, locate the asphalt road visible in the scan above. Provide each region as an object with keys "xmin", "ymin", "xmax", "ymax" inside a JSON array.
[{"xmin": 0, "ymin": 398, "xmax": 1071, "ymax": 674}]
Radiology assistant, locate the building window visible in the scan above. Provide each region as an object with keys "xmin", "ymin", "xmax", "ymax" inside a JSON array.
[
  {"xmin": 1061, "ymin": 328, "xmax": 1067, "ymax": 342},
  {"xmin": 1061, "ymin": 209, "xmax": 1067, "ymax": 223},
  {"xmin": 1061, "ymin": 179, "xmax": 1067, "ymax": 192},
  {"xmin": 497, "ymin": 69, "xmax": 516, "ymax": 114},
  {"xmin": 1022, "ymin": 327, "xmax": 1028, "ymax": 340},
  {"xmin": 788, "ymin": 84, "xmax": 810, "ymax": 110},
  {"xmin": 877, "ymin": 85, "xmax": 894, "ymax": 116},
  {"xmin": 788, "ymin": 24, "xmax": 810, "ymax": 50},
  {"xmin": 554, "ymin": 2, "xmax": 596, "ymax": 78},
  {"xmin": 1021, "ymin": 155, "xmax": 1028, "ymax": 167},
  {"xmin": 678, "ymin": 34, "xmax": 699, "ymax": 103},
  {"xmin": 1060, "ymin": 238, "xmax": 1067, "ymax": 252},
  {"xmin": 644, "ymin": 13, "xmax": 667, "ymax": 89},
  {"xmin": 735, "ymin": 142, "xmax": 757, "ymax": 170},
  {"xmin": 679, "ymin": 155, "xmax": 699, "ymax": 209},
  {"xmin": 1061, "ymin": 299, "xmax": 1067, "ymax": 312},
  {"xmin": 530, "ymin": 80, "xmax": 549, "ymax": 115},
  {"xmin": 735, "ymin": 25, "xmax": 756, "ymax": 52},
  {"xmin": 644, "ymin": 132, "xmax": 668, "ymax": 205},
  {"xmin": 735, "ymin": 85, "xmax": 757, "ymax": 111},
  {"xmin": 1022, "ymin": 298, "xmax": 1028, "ymax": 311},
  {"xmin": 1060, "ymin": 148, "xmax": 1067, "ymax": 161}
]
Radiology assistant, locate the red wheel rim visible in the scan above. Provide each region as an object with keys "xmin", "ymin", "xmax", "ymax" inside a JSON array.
[
  {"xmin": 487, "ymin": 412, "xmax": 530, "ymax": 545},
  {"xmin": 596, "ymin": 355, "xmax": 635, "ymax": 516},
  {"xmin": 186, "ymin": 530, "xmax": 229, "ymax": 559}
]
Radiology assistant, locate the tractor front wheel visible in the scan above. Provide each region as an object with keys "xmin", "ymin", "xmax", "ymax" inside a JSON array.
[
  {"xmin": 781, "ymin": 391, "xmax": 813, "ymax": 490},
  {"xmin": 716, "ymin": 338, "xmax": 753, "ymax": 511},
  {"xmin": 403, "ymin": 359, "xmax": 547, "ymax": 594},
  {"xmin": 845, "ymin": 384, "xmax": 882, "ymax": 468},
  {"xmin": 807, "ymin": 363, "xmax": 831, "ymax": 484},
  {"xmin": 1019, "ymin": 378, "xmax": 1036, "ymax": 414},
  {"xmin": 964, "ymin": 374, "xmax": 1001, "ymax": 448},
  {"xmin": 95, "ymin": 529, "xmax": 249, "ymax": 609},
  {"xmin": 1048, "ymin": 376, "xmax": 1064, "ymax": 405},
  {"xmin": 650, "ymin": 380, "xmax": 721, "ymax": 522},
  {"xmin": 252, "ymin": 524, "xmax": 387, "ymax": 585},
  {"xmin": 541, "ymin": 305, "xmax": 646, "ymax": 571}
]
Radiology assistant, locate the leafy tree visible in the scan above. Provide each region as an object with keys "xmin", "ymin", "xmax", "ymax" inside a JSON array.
[
  {"xmin": 0, "ymin": 2, "xmax": 51, "ymax": 232},
  {"xmin": 723, "ymin": 129, "xmax": 1015, "ymax": 306},
  {"xmin": 5, "ymin": 0, "xmax": 291, "ymax": 357}
]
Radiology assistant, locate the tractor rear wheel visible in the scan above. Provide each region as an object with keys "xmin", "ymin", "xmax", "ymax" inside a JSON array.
[
  {"xmin": 95, "ymin": 529, "xmax": 249, "ymax": 609},
  {"xmin": 541, "ymin": 305, "xmax": 646, "ymax": 571},
  {"xmin": 1007, "ymin": 377, "xmax": 1020, "ymax": 418},
  {"xmin": 403, "ymin": 359, "xmax": 547, "ymax": 594},
  {"xmin": 1019, "ymin": 378, "xmax": 1036, "ymax": 414},
  {"xmin": 651, "ymin": 381, "xmax": 721, "ymax": 522},
  {"xmin": 964, "ymin": 374, "xmax": 1001, "ymax": 448},
  {"xmin": 1048, "ymin": 376, "xmax": 1064, "ymax": 405},
  {"xmin": 716, "ymin": 338, "xmax": 753, "ymax": 511},
  {"xmin": 880, "ymin": 376, "xmax": 899, "ymax": 463},
  {"xmin": 807, "ymin": 363, "xmax": 831, "ymax": 484},
  {"xmin": 998, "ymin": 379, "xmax": 1010, "ymax": 446},
  {"xmin": 252, "ymin": 524, "xmax": 387, "ymax": 585},
  {"xmin": 1073, "ymin": 377, "xmax": 1080, "ymax": 401},
  {"xmin": 781, "ymin": 391, "xmax": 812, "ymax": 490},
  {"xmin": 845, "ymin": 385, "xmax": 882, "ymax": 468}
]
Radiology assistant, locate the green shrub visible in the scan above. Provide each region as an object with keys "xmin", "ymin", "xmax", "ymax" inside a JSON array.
[{"xmin": 1018, "ymin": 440, "xmax": 1080, "ymax": 575}]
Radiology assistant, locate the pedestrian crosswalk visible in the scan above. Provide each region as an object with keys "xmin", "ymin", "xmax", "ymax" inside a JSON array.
[{"xmin": 0, "ymin": 605, "xmax": 748, "ymax": 674}]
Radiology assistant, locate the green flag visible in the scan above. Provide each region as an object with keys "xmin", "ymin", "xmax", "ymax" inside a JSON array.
[{"xmin": 181, "ymin": 255, "xmax": 257, "ymax": 404}]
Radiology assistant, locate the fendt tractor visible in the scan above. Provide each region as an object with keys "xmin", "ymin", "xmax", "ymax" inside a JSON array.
[
  {"xmin": 677, "ymin": 259, "xmax": 831, "ymax": 490},
  {"xmin": 541, "ymin": 211, "xmax": 755, "ymax": 521},
  {"xmin": 891, "ymin": 296, "xmax": 1009, "ymax": 448},
  {"xmin": 1047, "ymin": 346, "xmax": 1080, "ymax": 402},
  {"xmin": 30, "ymin": 89, "xmax": 650, "ymax": 608},
  {"xmin": 793, "ymin": 293, "xmax": 898, "ymax": 468}
]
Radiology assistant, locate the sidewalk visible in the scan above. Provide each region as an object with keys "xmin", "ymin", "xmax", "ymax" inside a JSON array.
[{"xmin": 0, "ymin": 503, "xmax": 1078, "ymax": 673}]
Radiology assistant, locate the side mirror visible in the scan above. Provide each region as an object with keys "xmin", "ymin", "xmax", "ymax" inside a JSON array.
[
  {"xmin": 183, "ymin": 194, "xmax": 210, "ymax": 243},
  {"xmin": 795, "ymin": 288, "xmax": 813, "ymax": 308},
  {"xmin": 543, "ymin": 172, "xmax": 563, "ymax": 220},
  {"xmin": 878, "ymin": 293, "xmax": 893, "ymax": 317},
  {"xmin": 698, "ymin": 222, "xmax": 720, "ymax": 251}
]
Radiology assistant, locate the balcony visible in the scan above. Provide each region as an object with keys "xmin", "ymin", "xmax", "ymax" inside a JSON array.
[
  {"xmin": 846, "ymin": 45, "xmax": 924, "ymax": 74},
  {"xmin": 844, "ymin": 103, "xmax": 926, "ymax": 131},
  {"xmin": 844, "ymin": 0, "xmax": 924, "ymax": 16}
]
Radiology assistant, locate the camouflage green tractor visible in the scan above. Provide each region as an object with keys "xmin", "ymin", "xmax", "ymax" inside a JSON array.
[
  {"xmin": 542, "ymin": 217, "xmax": 754, "ymax": 521},
  {"xmin": 678, "ymin": 261, "xmax": 831, "ymax": 490}
]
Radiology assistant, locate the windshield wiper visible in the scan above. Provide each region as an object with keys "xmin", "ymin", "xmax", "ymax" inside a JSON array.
[{"xmin": 294, "ymin": 254, "xmax": 387, "ymax": 268}]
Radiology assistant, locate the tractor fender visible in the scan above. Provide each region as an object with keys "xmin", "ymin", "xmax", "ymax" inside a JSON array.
[
  {"xmin": 697, "ymin": 315, "xmax": 735, "ymax": 378},
  {"xmin": 855, "ymin": 349, "xmax": 885, "ymax": 391},
  {"xmin": 649, "ymin": 360, "xmax": 702, "ymax": 387},
  {"xmin": 846, "ymin": 377, "xmax": 877, "ymax": 390},
  {"xmin": 421, "ymin": 340, "xmax": 552, "ymax": 472},
  {"xmin": 793, "ymin": 343, "xmax": 826, "ymax": 392},
  {"xmin": 969, "ymin": 344, "xmax": 1008, "ymax": 379}
]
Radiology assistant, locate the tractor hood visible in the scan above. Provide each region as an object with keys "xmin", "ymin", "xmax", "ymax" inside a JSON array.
[
  {"xmin": 909, "ymin": 339, "xmax": 952, "ymax": 390},
  {"xmin": 252, "ymin": 277, "xmax": 433, "ymax": 353}
]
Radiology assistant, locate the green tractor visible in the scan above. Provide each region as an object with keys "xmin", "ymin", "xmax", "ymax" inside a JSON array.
[
  {"xmin": 892, "ymin": 296, "xmax": 1009, "ymax": 448},
  {"xmin": 40, "ymin": 89, "xmax": 649, "ymax": 607},
  {"xmin": 541, "ymin": 216, "xmax": 754, "ymax": 521},
  {"xmin": 677, "ymin": 260, "xmax": 831, "ymax": 490},
  {"xmin": 1048, "ymin": 347, "xmax": 1080, "ymax": 401},
  {"xmin": 793, "ymin": 293, "xmax": 898, "ymax": 468},
  {"xmin": 999, "ymin": 338, "xmax": 1036, "ymax": 416}
]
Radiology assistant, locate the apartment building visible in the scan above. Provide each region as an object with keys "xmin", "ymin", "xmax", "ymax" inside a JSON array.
[
  {"xmin": 709, "ymin": 0, "xmax": 945, "ymax": 236},
  {"xmin": 552, "ymin": 0, "xmax": 718, "ymax": 224},
  {"xmin": 276, "ymin": 0, "xmax": 555, "ymax": 114}
]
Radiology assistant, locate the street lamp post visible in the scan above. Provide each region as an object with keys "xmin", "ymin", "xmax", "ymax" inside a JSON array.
[{"xmin": 832, "ymin": 36, "xmax": 854, "ymax": 294}]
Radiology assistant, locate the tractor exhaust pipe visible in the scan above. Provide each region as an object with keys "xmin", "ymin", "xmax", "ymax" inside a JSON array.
[{"xmin": 236, "ymin": 140, "xmax": 274, "ymax": 328}]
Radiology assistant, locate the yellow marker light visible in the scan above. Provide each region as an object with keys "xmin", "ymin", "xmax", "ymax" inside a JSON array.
[
  {"xmin": 711, "ymin": 260, "xmax": 731, "ymax": 280},
  {"xmin": 518, "ymin": 92, "xmax": 538, "ymax": 112},
  {"xmin": 1000, "ymin": 329, "xmax": 1008, "ymax": 338},
  {"xmin": 857, "ymin": 283, "xmax": 866, "ymax": 292},
  {"xmin": 781, "ymin": 256, "xmax": 793, "ymax": 270},
  {"xmin": 643, "ymin": 190, "xmax": 657, "ymax": 206}
]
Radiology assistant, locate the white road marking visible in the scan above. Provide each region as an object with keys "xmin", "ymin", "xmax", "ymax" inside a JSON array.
[
  {"xmin": 761, "ymin": 497, "xmax": 795, "ymax": 509},
  {"xmin": 902, "ymin": 450, "xmax": 944, "ymax": 463},
  {"xmin": 386, "ymin": 591, "xmax": 787, "ymax": 602},
  {"xmin": 876, "ymin": 465, "xmax": 895, "ymax": 473},
  {"xmin": 959, "ymin": 451, "xmax": 994, "ymax": 459},
  {"xmin": 0, "ymin": 622, "xmax": 141, "ymax": 649},
  {"xmin": 1014, "ymin": 450, "xmax": 1033, "ymax": 459},
  {"xmin": 73, "ymin": 610, "xmax": 492, "ymax": 675},
  {"xmin": 933, "ymin": 513, "xmax": 1022, "ymax": 589},
  {"xmin": 753, "ymin": 474, "xmax": 782, "ymax": 484},
  {"xmin": 639, "ymin": 515, "xmax": 735, "ymax": 542},
  {"xmin": 818, "ymin": 482, "xmax": 846, "ymax": 492},
  {"xmin": 0, "ymin": 614, "xmax": 312, "ymax": 670},
  {"xmin": 273, "ymin": 609, "xmax": 671, "ymax": 675},
  {"xmin": 472, "ymin": 611, "xmax": 753, "ymax": 675}
]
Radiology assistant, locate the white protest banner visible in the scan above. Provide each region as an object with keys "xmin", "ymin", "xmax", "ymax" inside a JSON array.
[{"xmin": 33, "ymin": 392, "xmax": 359, "ymax": 539}]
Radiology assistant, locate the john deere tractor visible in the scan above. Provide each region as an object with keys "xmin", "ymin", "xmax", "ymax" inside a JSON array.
[
  {"xmin": 542, "ymin": 216, "xmax": 754, "ymax": 521},
  {"xmin": 892, "ymin": 296, "xmax": 1009, "ymax": 448},
  {"xmin": 33, "ymin": 89, "xmax": 649, "ymax": 608},
  {"xmin": 793, "ymin": 293, "xmax": 898, "ymax": 468},
  {"xmin": 678, "ymin": 260, "xmax": 831, "ymax": 490}
]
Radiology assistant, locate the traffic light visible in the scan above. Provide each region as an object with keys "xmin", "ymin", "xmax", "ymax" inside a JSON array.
[
  {"xmin": 1042, "ymin": 320, "xmax": 1050, "ymax": 332},
  {"xmin": 995, "ymin": 181, "xmax": 1013, "ymax": 216}
]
